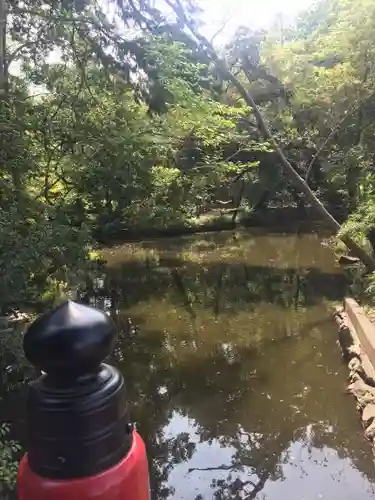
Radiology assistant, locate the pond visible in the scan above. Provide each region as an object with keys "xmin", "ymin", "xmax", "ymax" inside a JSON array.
[
  {"xmin": 6, "ymin": 229, "xmax": 374, "ymax": 500},
  {"xmin": 90, "ymin": 229, "xmax": 375, "ymax": 500}
]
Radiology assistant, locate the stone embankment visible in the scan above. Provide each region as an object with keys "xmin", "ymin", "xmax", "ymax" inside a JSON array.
[{"xmin": 335, "ymin": 298, "xmax": 375, "ymax": 449}]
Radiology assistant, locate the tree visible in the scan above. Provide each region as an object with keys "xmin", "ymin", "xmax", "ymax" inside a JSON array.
[
  {"xmin": 262, "ymin": 0, "xmax": 375, "ymax": 255},
  {"xmin": 0, "ymin": 0, "xmax": 229, "ymax": 310},
  {"xmin": 132, "ymin": 0, "xmax": 375, "ymax": 269}
]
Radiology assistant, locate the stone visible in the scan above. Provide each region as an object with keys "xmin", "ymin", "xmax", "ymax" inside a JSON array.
[
  {"xmin": 349, "ymin": 370, "xmax": 359, "ymax": 383},
  {"xmin": 348, "ymin": 357, "xmax": 361, "ymax": 372},
  {"xmin": 348, "ymin": 344, "xmax": 362, "ymax": 358},
  {"xmin": 333, "ymin": 307, "xmax": 344, "ymax": 318},
  {"xmin": 365, "ymin": 420, "xmax": 375, "ymax": 440},
  {"xmin": 348, "ymin": 372, "xmax": 361, "ymax": 385},
  {"xmin": 347, "ymin": 377, "xmax": 375, "ymax": 408},
  {"xmin": 362, "ymin": 404, "xmax": 375, "ymax": 427}
]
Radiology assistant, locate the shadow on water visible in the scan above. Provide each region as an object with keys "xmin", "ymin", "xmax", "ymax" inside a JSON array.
[{"xmin": 9, "ymin": 228, "xmax": 375, "ymax": 500}]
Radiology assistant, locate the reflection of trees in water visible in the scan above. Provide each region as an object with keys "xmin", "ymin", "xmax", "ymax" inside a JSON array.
[
  {"xmin": 83, "ymin": 233, "xmax": 369, "ymax": 499},
  {"xmin": 111, "ymin": 320, "xmax": 375, "ymax": 499},
  {"xmin": 96, "ymin": 259, "xmax": 348, "ymax": 314},
  {"xmin": 89, "ymin": 230, "xmax": 350, "ymax": 322}
]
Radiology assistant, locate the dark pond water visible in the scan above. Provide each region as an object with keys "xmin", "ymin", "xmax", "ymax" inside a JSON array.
[
  {"xmin": 5, "ymin": 229, "xmax": 375, "ymax": 500},
  {"xmin": 87, "ymin": 229, "xmax": 375, "ymax": 500}
]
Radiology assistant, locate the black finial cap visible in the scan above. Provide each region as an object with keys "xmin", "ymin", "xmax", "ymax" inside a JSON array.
[
  {"xmin": 24, "ymin": 301, "xmax": 132, "ymax": 479},
  {"xmin": 23, "ymin": 300, "xmax": 116, "ymax": 378}
]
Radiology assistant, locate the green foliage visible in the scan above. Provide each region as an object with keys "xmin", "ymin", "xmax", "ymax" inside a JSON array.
[
  {"xmin": 1, "ymin": 0, "xmax": 267, "ymax": 315},
  {"xmin": 0, "ymin": 203, "xmax": 92, "ymax": 311},
  {"xmin": 338, "ymin": 195, "xmax": 375, "ymax": 252},
  {"xmin": 0, "ymin": 424, "xmax": 21, "ymax": 492},
  {"xmin": 3, "ymin": 0, "xmax": 375, "ymax": 311}
]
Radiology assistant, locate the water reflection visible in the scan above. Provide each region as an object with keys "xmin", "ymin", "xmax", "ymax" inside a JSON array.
[
  {"xmin": 161, "ymin": 416, "xmax": 375, "ymax": 500},
  {"xmin": 87, "ymin": 230, "xmax": 375, "ymax": 499}
]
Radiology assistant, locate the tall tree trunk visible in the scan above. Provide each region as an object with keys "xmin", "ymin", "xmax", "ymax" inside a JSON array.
[{"xmin": 166, "ymin": 0, "xmax": 375, "ymax": 271}]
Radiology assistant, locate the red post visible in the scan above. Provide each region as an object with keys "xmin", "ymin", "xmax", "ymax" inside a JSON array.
[{"xmin": 17, "ymin": 301, "xmax": 151, "ymax": 500}]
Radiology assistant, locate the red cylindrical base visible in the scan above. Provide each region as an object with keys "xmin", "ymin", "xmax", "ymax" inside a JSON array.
[{"xmin": 18, "ymin": 431, "xmax": 150, "ymax": 500}]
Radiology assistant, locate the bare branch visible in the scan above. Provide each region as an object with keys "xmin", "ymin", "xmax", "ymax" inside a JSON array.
[
  {"xmin": 187, "ymin": 464, "xmax": 246, "ymax": 474},
  {"xmin": 244, "ymin": 472, "xmax": 269, "ymax": 500},
  {"xmin": 70, "ymin": 22, "xmax": 100, "ymax": 104},
  {"xmin": 210, "ymin": 11, "xmax": 234, "ymax": 44}
]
